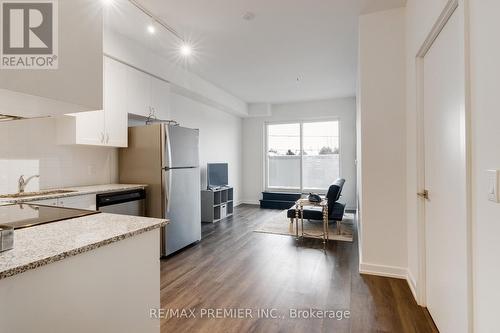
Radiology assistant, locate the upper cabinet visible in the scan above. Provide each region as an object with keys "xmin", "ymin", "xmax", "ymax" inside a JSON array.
[
  {"xmin": 126, "ymin": 67, "xmax": 170, "ymax": 120},
  {"xmin": 56, "ymin": 57, "xmax": 171, "ymax": 148},
  {"xmin": 0, "ymin": 0, "xmax": 104, "ymax": 118},
  {"xmin": 104, "ymin": 58, "xmax": 128, "ymax": 147},
  {"xmin": 126, "ymin": 68, "xmax": 151, "ymax": 118},
  {"xmin": 56, "ymin": 57, "xmax": 127, "ymax": 147},
  {"xmin": 151, "ymin": 77, "xmax": 171, "ymax": 120}
]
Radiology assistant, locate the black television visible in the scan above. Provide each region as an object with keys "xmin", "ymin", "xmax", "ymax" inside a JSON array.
[{"xmin": 207, "ymin": 163, "xmax": 228, "ymax": 188}]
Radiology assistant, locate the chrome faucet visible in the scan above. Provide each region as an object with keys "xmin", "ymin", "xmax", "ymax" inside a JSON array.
[{"xmin": 18, "ymin": 174, "xmax": 40, "ymax": 193}]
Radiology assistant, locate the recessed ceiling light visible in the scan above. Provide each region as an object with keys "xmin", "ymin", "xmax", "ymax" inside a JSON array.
[
  {"xmin": 180, "ymin": 44, "xmax": 192, "ymax": 57},
  {"xmin": 242, "ymin": 11, "xmax": 256, "ymax": 21},
  {"xmin": 147, "ymin": 23, "xmax": 156, "ymax": 34},
  {"xmin": 102, "ymin": 0, "xmax": 114, "ymax": 6}
]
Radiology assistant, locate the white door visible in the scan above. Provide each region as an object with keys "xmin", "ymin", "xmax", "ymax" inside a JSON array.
[
  {"xmin": 151, "ymin": 77, "xmax": 170, "ymax": 120},
  {"xmin": 423, "ymin": 10, "xmax": 469, "ymax": 333},
  {"xmin": 126, "ymin": 66, "xmax": 151, "ymax": 117},
  {"xmin": 104, "ymin": 57, "xmax": 128, "ymax": 147},
  {"xmin": 74, "ymin": 110, "xmax": 105, "ymax": 146}
]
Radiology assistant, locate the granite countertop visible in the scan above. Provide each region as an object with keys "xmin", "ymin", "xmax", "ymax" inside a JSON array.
[
  {"xmin": 0, "ymin": 184, "xmax": 148, "ymax": 204},
  {"xmin": 0, "ymin": 213, "xmax": 168, "ymax": 280}
]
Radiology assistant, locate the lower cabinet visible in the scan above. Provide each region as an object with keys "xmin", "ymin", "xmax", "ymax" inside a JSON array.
[
  {"xmin": 31, "ymin": 194, "xmax": 97, "ymax": 210},
  {"xmin": 30, "ymin": 198, "xmax": 58, "ymax": 207},
  {"xmin": 59, "ymin": 194, "xmax": 97, "ymax": 210}
]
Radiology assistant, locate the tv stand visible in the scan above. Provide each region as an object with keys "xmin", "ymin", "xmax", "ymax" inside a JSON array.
[{"xmin": 201, "ymin": 187, "xmax": 234, "ymax": 223}]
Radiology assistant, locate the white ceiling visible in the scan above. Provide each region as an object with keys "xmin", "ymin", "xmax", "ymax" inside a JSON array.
[{"xmin": 125, "ymin": 0, "xmax": 406, "ymax": 104}]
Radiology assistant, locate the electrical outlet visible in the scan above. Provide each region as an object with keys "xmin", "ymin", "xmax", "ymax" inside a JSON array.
[{"xmin": 487, "ymin": 170, "xmax": 500, "ymax": 203}]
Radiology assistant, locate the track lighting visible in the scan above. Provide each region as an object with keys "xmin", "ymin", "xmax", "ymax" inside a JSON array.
[
  {"xmin": 147, "ymin": 23, "xmax": 156, "ymax": 34},
  {"xmin": 180, "ymin": 44, "xmax": 192, "ymax": 57}
]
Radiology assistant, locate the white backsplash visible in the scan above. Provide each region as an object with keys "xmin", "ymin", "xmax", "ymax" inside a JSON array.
[
  {"xmin": 0, "ymin": 159, "xmax": 40, "ymax": 194},
  {"xmin": 0, "ymin": 118, "xmax": 118, "ymax": 195}
]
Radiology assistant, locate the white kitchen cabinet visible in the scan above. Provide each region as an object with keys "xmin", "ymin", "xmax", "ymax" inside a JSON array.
[
  {"xmin": 31, "ymin": 194, "xmax": 97, "ymax": 210},
  {"xmin": 151, "ymin": 77, "xmax": 171, "ymax": 120},
  {"xmin": 56, "ymin": 57, "xmax": 128, "ymax": 147},
  {"xmin": 57, "ymin": 110, "xmax": 106, "ymax": 146},
  {"xmin": 30, "ymin": 198, "xmax": 59, "ymax": 207},
  {"xmin": 58, "ymin": 194, "xmax": 97, "ymax": 210},
  {"xmin": 126, "ymin": 67, "xmax": 151, "ymax": 117},
  {"xmin": 126, "ymin": 67, "xmax": 170, "ymax": 120},
  {"xmin": 56, "ymin": 58, "xmax": 170, "ymax": 147},
  {"xmin": 103, "ymin": 57, "xmax": 128, "ymax": 147}
]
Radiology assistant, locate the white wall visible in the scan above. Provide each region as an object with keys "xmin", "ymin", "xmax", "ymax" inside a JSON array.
[
  {"xmin": 0, "ymin": 118, "xmax": 118, "ymax": 194},
  {"xmin": 468, "ymin": 1, "xmax": 500, "ymax": 331},
  {"xmin": 357, "ymin": 8, "xmax": 407, "ymax": 276},
  {"xmin": 242, "ymin": 97, "xmax": 357, "ymax": 209}
]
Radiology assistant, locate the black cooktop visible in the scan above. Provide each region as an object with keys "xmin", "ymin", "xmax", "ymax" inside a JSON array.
[{"xmin": 0, "ymin": 203, "xmax": 100, "ymax": 229}]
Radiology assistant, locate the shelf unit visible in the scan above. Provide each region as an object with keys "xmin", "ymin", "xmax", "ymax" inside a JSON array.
[{"xmin": 201, "ymin": 187, "xmax": 234, "ymax": 223}]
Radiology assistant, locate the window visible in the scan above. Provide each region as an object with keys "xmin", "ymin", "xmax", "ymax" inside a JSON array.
[{"xmin": 266, "ymin": 120, "xmax": 340, "ymax": 193}]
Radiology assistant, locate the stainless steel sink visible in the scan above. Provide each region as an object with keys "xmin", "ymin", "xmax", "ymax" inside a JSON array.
[{"xmin": 0, "ymin": 190, "xmax": 76, "ymax": 199}]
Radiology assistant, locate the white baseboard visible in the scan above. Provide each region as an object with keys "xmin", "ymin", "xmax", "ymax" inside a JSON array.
[
  {"xmin": 406, "ymin": 269, "xmax": 418, "ymax": 302},
  {"xmin": 359, "ymin": 262, "xmax": 408, "ymax": 279},
  {"xmin": 359, "ymin": 262, "xmax": 420, "ymax": 304}
]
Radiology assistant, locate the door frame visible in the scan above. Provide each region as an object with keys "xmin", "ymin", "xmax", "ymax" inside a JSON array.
[{"xmin": 414, "ymin": 0, "xmax": 473, "ymax": 330}]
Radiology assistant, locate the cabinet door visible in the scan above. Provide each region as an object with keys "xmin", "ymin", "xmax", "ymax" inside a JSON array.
[
  {"xmin": 104, "ymin": 57, "xmax": 128, "ymax": 147},
  {"xmin": 75, "ymin": 110, "xmax": 105, "ymax": 146},
  {"xmin": 58, "ymin": 194, "xmax": 96, "ymax": 210},
  {"xmin": 126, "ymin": 66, "xmax": 151, "ymax": 117},
  {"xmin": 30, "ymin": 198, "xmax": 59, "ymax": 207},
  {"xmin": 151, "ymin": 77, "xmax": 170, "ymax": 120}
]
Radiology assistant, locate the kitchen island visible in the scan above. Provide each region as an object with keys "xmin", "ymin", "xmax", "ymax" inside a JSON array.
[{"xmin": 0, "ymin": 212, "xmax": 167, "ymax": 333}]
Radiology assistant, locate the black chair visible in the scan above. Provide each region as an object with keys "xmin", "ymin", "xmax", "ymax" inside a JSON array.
[{"xmin": 287, "ymin": 179, "xmax": 346, "ymax": 224}]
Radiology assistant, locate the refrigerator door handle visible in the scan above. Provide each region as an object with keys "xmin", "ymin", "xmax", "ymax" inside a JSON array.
[
  {"xmin": 164, "ymin": 125, "xmax": 173, "ymax": 169},
  {"xmin": 165, "ymin": 170, "xmax": 172, "ymax": 214}
]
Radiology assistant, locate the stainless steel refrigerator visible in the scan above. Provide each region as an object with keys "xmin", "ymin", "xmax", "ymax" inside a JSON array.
[{"xmin": 119, "ymin": 123, "xmax": 201, "ymax": 257}]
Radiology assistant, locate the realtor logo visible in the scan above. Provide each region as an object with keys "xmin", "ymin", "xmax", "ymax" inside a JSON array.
[{"xmin": 0, "ymin": 0, "xmax": 58, "ymax": 69}]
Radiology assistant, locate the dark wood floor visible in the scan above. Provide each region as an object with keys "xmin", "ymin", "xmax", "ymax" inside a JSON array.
[{"xmin": 160, "ymin": 205, "xmax": 437, "ymax": 333}]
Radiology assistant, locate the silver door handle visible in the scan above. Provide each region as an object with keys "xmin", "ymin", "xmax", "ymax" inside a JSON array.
[
  {"xmin": 165, "ymin": 126, "xmax": 172, "ymax": 169},
  {"xmin": 100, "ymin": 132, "xmax": 104, "ymax": 143},
  {"xmin": 166, "ymin": 171, "xmax": 172, "ymax": 213},
  {"xmin": 106, "ymin": 133, "xmax": 109, "ymax": 144}
]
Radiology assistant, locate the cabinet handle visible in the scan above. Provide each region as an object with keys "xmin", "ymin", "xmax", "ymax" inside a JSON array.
[
  {"xmin": 106, "ymin": 133, "xmax": 110, "ymax": 144},
  {"xmin": 100, "ymin": 132, "xmax": 104, "ymax": 143}
]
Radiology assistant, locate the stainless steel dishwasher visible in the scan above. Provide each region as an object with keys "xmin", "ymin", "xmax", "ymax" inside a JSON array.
[{"xmin": 96, "ymin": 189, "xmax": 146, "ymax": 216}]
